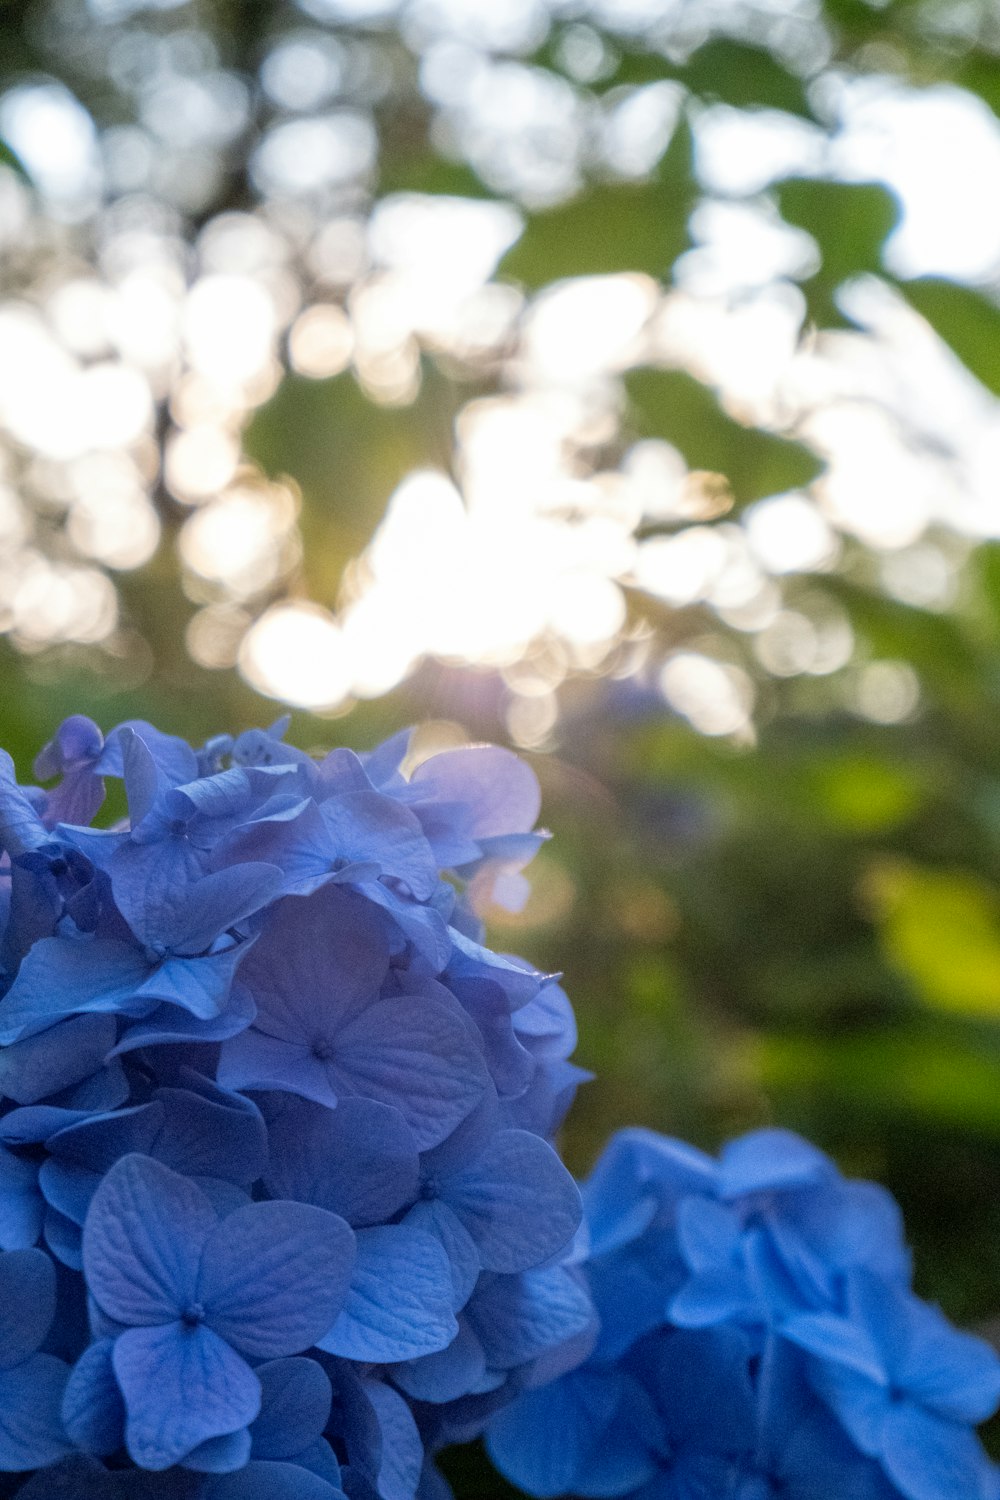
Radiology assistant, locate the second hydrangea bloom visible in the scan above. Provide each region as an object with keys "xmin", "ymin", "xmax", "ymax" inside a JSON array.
[{"xmin": 488, "ymin": 1126, "xmax": 1000, "ymax": 1500}]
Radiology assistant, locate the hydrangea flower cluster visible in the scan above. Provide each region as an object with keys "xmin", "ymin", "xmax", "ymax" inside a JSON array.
[
  {"xmin": 0, "ymin": 715, "xmax": 590, "ymax": 1497},
  {"xmin": 487, "ymin": 1126, "xmax": 1000, "ymax": 1500}
]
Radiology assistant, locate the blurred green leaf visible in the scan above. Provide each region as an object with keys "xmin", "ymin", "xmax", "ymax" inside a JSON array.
[
  {"xmin": 624, "ymin": 368, "xmax": 823, "ymax": 504},
  {"xmin": 499, "ymin": 120, "xmax": 697, "ymax": 288},
  {"xmin": 244, "ymin": 365, "xmax": 462, "ymax": 597},
  {"xmin": 759, "ymin": 1025, "xmax": 1000, "ymax": 1134},
  {"xmin": 900, "ymin": 278, "xmax": 1000, "ymax": 396},
  {"xmin": 827, "ymin": 579, "xmax": 984, "ymax": 707},
  {"xmin": 871, "ymin": 862, "xmax": 1000, "ymax": 1018},
  {"xmin": 776, "ymin": 178, "xmax": 901, "ymax": 327},
  {"xmin": 674, "ymin": 39, "xmax": 814, "ymax": 118},
  {"xmin": 807, "ymin": 753, "xmax": 925, "ymax": 832}
]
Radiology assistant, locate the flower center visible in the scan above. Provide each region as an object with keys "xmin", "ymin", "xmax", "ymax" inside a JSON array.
[
  {"xmin": 311, "ymin": 1037, "xmax": 335, "ymax": 1062},
  {"xmin": 181, "ymin": 1303, "xmax": 205, "ymax": 1328}
]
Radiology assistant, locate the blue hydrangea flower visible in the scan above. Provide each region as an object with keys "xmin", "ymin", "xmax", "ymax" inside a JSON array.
[
  {"xmin": 0, "ymin": 715, "xmax": 586, "ymax": 1497},
  {"xmin": 487, "ymin": 1126, "xmax": 1000, "ymax": 1500}
]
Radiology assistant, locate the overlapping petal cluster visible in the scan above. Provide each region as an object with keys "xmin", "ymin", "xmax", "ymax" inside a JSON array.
[
  {"xmin": 0, "ymin": 716, "xmax": 588, "ymax": 1496},
  {"xmin": 488, "ymin": 1126, "xmax": 1000, "ymax": 1500}
]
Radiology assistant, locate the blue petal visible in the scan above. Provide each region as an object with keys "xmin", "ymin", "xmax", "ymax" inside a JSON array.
[
  {"xmin": 49, "ymin": 1102, "xmax": 164, "ymax": 1173},
  {"xmin": 393, "ymin": 1321, "xmax": 490, "ymax": 1405},
  {"xmin": 669, "ymin": 1267, "xmax": 760, "ymax": 1329},
  {"xmin": 198, "ymin": 1200, "xmax": 356, "ymax": 1358},
  {"xmin": 675, "ymin": 1196, "xmax": 742, "ymax": 1274},
  {"xmin": 0, "ymin": 1247, "xmax": 56, "ymax": 1366},
  {"xmin": 319, "ymin": 791, "xmax": 438, "ymax": 899},
  {"xmin": 318, "ymin": 1225, "xmax": 457, "ymax": 1363},
  {"xmin": 83, "ymin": 1155, "xmax": 217, "ymax": 1325},
  {"xmin": 0, "ymin": 1015, "xmax": 117, "ymax": 1105},
  {"xmin": 98, "ymin": 721, "xmax": 198, "ymax": 788},
  {"xmin": 582, "ymin": 1128, "xmax": 717, "ymax": 1259},
  {"xmin": 467, "ymin": 1266, "xmax": 595, "ymax": 1372},
  {"xmin": 134, "ymin": 946, "xmax": 248, "ymax": 1022},
  {"xmin": 263, "ymin": 1094, "xmax": 418, "ymax": 1227},
  {"xmin": 0, "ymin": 937, "xmax": 153, "ymax": 1042},
  {"xmin": 118, "ymin": 728, "xmax": 166, "ymax": 827},
  {"xmin": 359, "ymin": 1379, "xmax": 424, "ymax": 1500},
  {"xmin": 182, "ymin": 1428, "xmax": 252, "ymax": 1473},
  {"xmin": 62, "ymin": 1339, "xmax": 124, "ymax": 1456},
  {"xmin": 0, "ymin": 750, "xmax": 47, "ymax": 858},
  {"xmin": 154, "ymin": 1079, "xmax": 267, "ymax": 1186},
  {"xmin": 328, "ymin": 996, "xmax": 489, "ymax": 1151},
  {"xmin": 436, "ymin": 1129, "xmax": 581, "ymax": 1274},
  {"xmin": 881, "ymin": 1402, "xmax": 998, "ymax": 1500},
  {"xmin": 402, "ymin": 1199, "xmax": 480, "ymax": 1309},
  {"xmin": 113, "ymin": 1320, "xmax": 260, "ymax": 1470},
  {"xmin": 251, "ymin": 1357, "xmax": 332, "ymax": 1460},
  {"xmin": 894, "ymin": 1295, "xmax": 1000, "ymax": 1423},
  {"xmin": 111, "ymin": 981, "xmax": 255, "ymax": 1055},
  {"xmin": 782, "ymin": 1312, "xmax": 887, "ymax": 1383},
  {"xmin": 487, "ymin": 1370, "xmax": 628, "ymax": 1499},
  {"xmin": 411, "ymin": 746, "xmax": 541, "ymax": 841},
  {"xmin": 0, "ymin": 1147, "xmax": 43, "ymax": 1250},
  {"xmin": 158, "ymin": 864, "xmax": 285, "ymax": 956},
  {"xmin": 0, "ymin": 1355, "xmax": 71, "ymax": 1470},
  {"xmin": 718, "ymin": 1128, "xmax": 832, "ymax": 1200},
  {"xmin": 203, "ymin": 1460, "xmax": 346, "ymax": 1500}
]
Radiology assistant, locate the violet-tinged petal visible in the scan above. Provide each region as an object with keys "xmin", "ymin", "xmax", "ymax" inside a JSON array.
[
  {"xmin": 328, "ymin": 997, "xmax": 489, "ymax": 1151},
  {"xmin": 198, "ymin": 1200, "xmax": 355, "ymax": 1358},
  {"xmin": 0, "ymin": 751, "xmax": 47, "ymax": 858},
  {"xmin": 83, "ymin": 1155, "xmax": 217, "ymax": 1326},
  {"xmin": 98, "ymin": 721, "xmax": 198, "ymax": 788},
  {"xmin": 113, "ymin": 1321, "xmax": 260, "ymax": 1470},
  {"xmin": 411, "ymin": 747, "xmax": 541, "ymax": 840},
  {"xmin": 263, "ymin": 1094, "xmax": 418, "ymax": 1227},
  {"xmin": 318, "ymin": 1225, "xmax": 457, "ymax": 1363}
]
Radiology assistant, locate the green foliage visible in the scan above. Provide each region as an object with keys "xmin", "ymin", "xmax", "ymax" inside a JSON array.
[
  {"xmin": 499, "ymin": 121, "xmax": 697, "ymax": 287},
  {"xmin": 776, "ymin": 178, "xmax": 902, "ymax": 326},
  {"xmin": 871, "ymin": 863, "xmax": 1000, "ymax": 1019},
  {"xmin": 624, "ymin": 368, "xmax": 823, "ymax": 503},
  {"xmin": 901, "ymin": 279, "xmax": 1000, "ymax": 396}
]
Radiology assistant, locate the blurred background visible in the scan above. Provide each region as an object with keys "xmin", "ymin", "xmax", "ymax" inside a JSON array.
[{"xmin": 5, "ymin": 0, "xmax": 1000, "ymax": 1452}]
